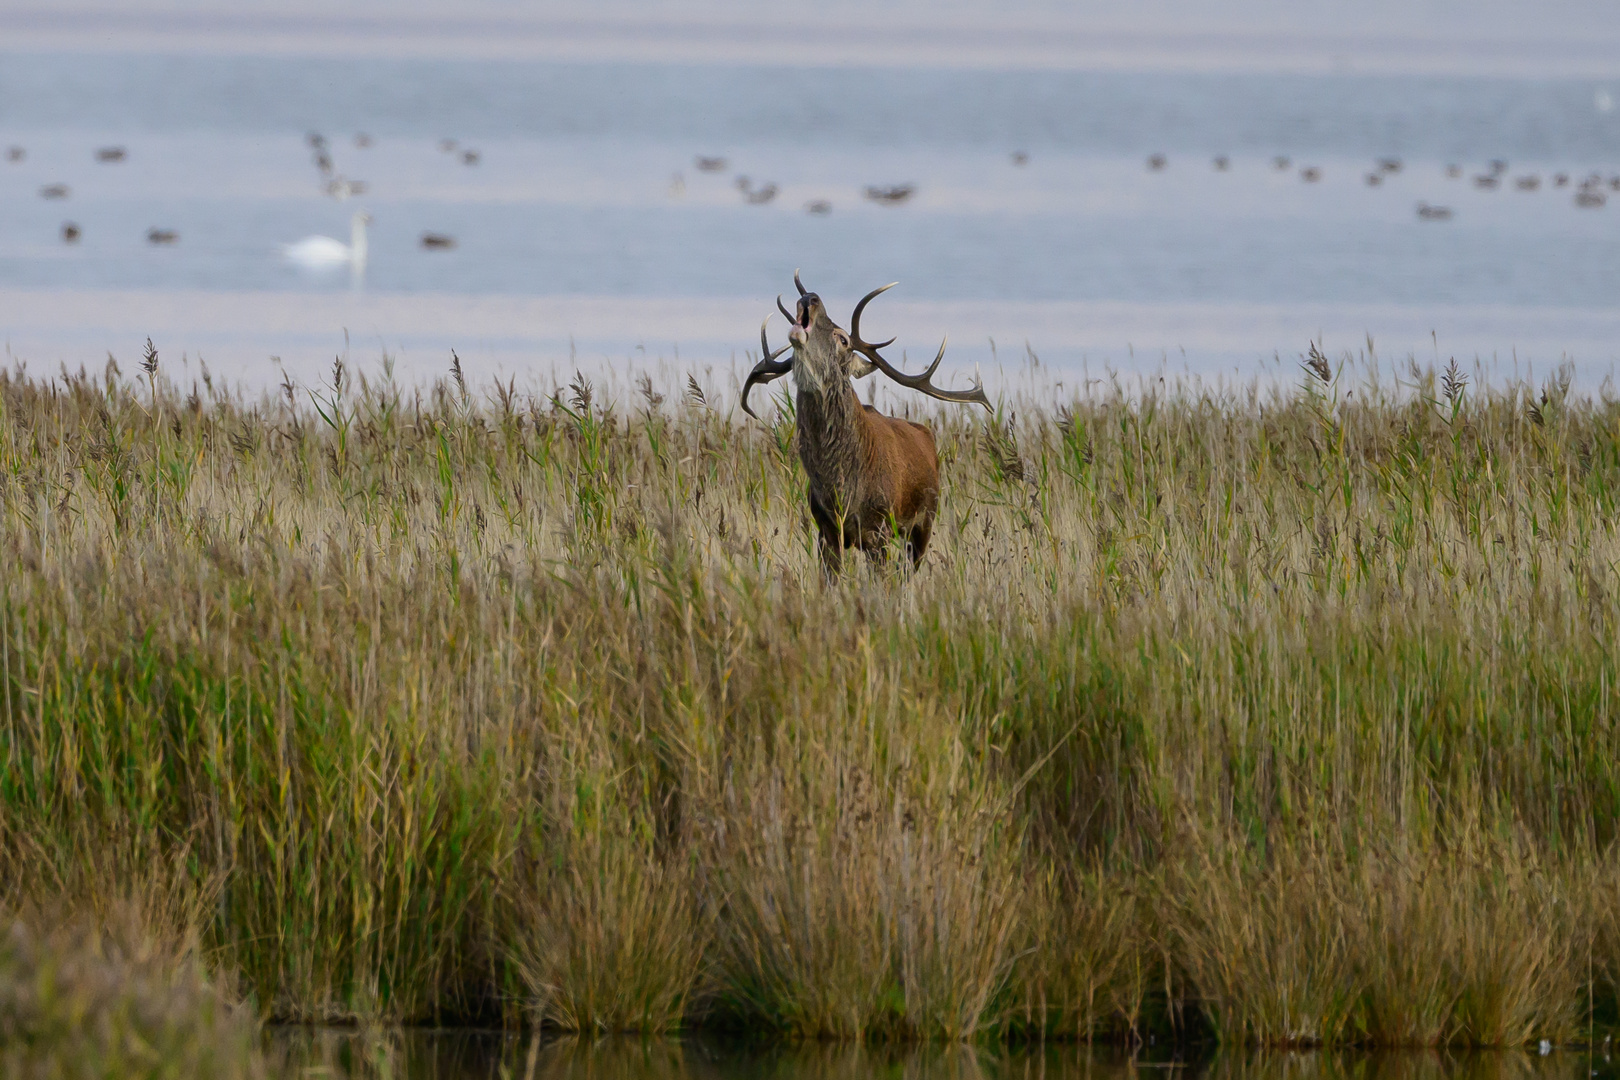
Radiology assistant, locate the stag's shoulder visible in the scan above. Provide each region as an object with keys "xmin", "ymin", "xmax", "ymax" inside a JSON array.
[
  {"xmin": 862, "ymin": 405, "xmax": 936, "ymax": 458},
  {"xmin": 878, "ymin": 406, "xmax": 936, "ymax": 441},
  {"xmin": 903, "ymin": 417, "xmax": 936, "ymax": 446}
]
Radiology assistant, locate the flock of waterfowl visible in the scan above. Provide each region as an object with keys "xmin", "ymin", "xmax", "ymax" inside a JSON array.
[
  {"xmin": 675, "ymin": 147, "xmax": 1617, "ymax": 221},
  {"xmin": 1143, "ymin": 151, "xmax": 1616, "ymax": 218},
  {"xmin": 674, "ymin": 154, "xmax": 922, "ymax": 213},
  {"xmin": 3, "ymin": 132, "xmax": 471, "ymax": 257},
  {"xmin": 7, "ymin": 142, "xmax": 178, "ymax": 246},
  {"xmin": 9, "ymin": 134, "xmax": 1612, "ymax": 265},
  {"xmin": 295, "ymin": 131, "xmax": 465, "ymax": 254}
]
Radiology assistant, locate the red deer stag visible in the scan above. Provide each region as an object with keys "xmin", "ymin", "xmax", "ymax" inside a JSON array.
[{"xmin": 742, "ymin": 272, "xmax": 990, "ymax": 573}]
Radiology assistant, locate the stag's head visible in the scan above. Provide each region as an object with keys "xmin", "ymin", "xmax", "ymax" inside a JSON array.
[
  {"xmin": 741, "ymin": 272, "xmax": 992, "ymax": 418},
  {"xmin": 784, "ymin": 276, "xmax": 877, "ymax": 395}
]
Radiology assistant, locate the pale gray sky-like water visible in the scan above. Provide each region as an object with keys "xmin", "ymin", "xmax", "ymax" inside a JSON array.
[{"xmin": 1, "ymin": 0, "xmax": 1617, "ymax": 399}]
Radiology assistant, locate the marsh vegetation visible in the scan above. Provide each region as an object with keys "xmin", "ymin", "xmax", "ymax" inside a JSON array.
[{"xmin": 2, "ymin": 349, "xmax": 1620, "ymax": 1058}]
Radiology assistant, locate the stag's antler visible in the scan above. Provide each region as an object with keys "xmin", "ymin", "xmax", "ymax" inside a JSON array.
[
  {"xmin": 773, "ymin": 269, "xmax": 812, "ymax": 325},
  {"xmin": 741, "ymin": 318, "xmax": 793, "ymax": 419},
  {"xmin": 849, "ymin": 283, "xmax": 991, "ymax": 410}
]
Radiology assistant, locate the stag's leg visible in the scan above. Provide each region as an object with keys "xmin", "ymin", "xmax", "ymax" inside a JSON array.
[
  {"xmin": 818, "ymin": 532, "xmax": 844, "ymax": 576},
  {"xmin": 809, "ymin": 495, "xmax": 846, "ymax": 577},
  {"xmin": 907, "ymin": 518, "xmax": 932, "ymax": 567},
  {"xmin": 858, "ymin": 511, "xmax": 903, "ymax": 568},
  {"xmin": 861, "ymin": 523, "xmax": 891, "ymax": 566}
]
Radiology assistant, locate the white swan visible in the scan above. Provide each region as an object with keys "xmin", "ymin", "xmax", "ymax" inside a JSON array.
[{"xmin": 283, "ymin": 211, "xmax": 370, "ymax": 270}]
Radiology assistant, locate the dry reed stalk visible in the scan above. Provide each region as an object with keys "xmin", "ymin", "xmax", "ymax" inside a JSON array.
[
  {"xmin": 1356, "ymin": 852, "xmax": 1462, "ymax": 1045},
  {"xmin": 507, "ymin": 738, "xmax": 707, "ymax": 1035},
  {"xmin": 703, "ymin": 711, "xmax": 1025, "ymax": 1040},
  {"xmin": 1009, "ymin": 865, "xmax": 1148, "ymax": 1040},
  {"xmin": 510, "ymin": 837, "xmax": 705, "ymax": 1032},
  {"xmin": 1444, "ymin": 842, "xmax": 1582, "ymax": 1046},
  {"xmin": 1164, "ymin": 834, "xmax": 1365, "ymax": 1046},
  {"xmin": 706, "ymin": 764, "xmax": 909, "ymax": 1039}
]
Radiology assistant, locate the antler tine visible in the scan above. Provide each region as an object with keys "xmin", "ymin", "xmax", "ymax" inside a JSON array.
[
  {"xmin": 741, "ymin": 317, "xmax": 793, "ymax": 420},
  {"xmin": 848, "ymin": 282, "xmax": 897, "ymax": 351},
  {"xmin": 847, "ymin": 284, "xmax": 992, "ymax": 411},
  {"xmin": 777, "ymin": 294, "xmax": 794, "ymax": 323},
  {"xmin": 794, "ymin": 269, "xmax": 808, "ymax": 297}
]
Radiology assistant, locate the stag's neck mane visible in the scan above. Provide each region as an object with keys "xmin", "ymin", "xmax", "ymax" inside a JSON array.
[{"xmin": 794, "ymin": 378, "xmax": 870, "ymax": 513}]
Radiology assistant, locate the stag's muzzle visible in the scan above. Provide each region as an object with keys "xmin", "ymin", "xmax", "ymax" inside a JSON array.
[{"xmin": 788, "ymin": 294, "xmax": 815, "ymax": 346}]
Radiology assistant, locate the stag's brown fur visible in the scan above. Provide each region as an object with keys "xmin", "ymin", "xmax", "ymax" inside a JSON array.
[
  {"xmin": 742, "ymin": 276, "xmax": 988, "ymax": 576},
  {"xmin": 795, "ymin": 373, "xmax": 939, "ymax": 573},
  {"xmin": 785, "ymin": 293, "xmax": 941, "ymax": 573}
]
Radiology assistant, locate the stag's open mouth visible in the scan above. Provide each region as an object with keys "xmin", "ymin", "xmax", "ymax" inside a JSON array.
[{"xmin": 787, "ymin": 294, "xmax": 815, "ymax": 346}]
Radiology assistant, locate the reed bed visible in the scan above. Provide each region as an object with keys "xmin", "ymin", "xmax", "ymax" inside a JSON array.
[
  {"xmin": 0, "ymin": 897, "xmax": 262, "ymax": 1079},
  {"xmin": 1, "ymin": 349, "xmax": 1619, "ymax": 1048}
]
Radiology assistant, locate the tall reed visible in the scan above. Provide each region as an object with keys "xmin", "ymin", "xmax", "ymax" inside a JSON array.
[{"xmin": 1, "ymin": 352, "xmax": 1618, "ymax": 1044}]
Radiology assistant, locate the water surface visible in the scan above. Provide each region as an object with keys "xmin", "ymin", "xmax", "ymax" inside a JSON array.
[
  {"xmin": 263, "ymin": 1032, "xmax": 1620, "ymax": 1080},
  {"xmin": 3, "ymin": 34, "xmax": 1619, "ymax": 389}
]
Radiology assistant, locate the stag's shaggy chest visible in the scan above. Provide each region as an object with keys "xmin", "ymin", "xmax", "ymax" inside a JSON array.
[{"xmin": 794, "ymin": 385, "xmax": 871, "ymax": 520}]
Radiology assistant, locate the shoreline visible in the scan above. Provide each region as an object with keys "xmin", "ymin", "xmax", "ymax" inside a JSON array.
[
  {"xmin": 5, "ymin": 289, "xmax": 1618, "ymax": 394},
  {"xmin": 3, "ymin": 10, "xmax": 1619, "ymax": 78}
]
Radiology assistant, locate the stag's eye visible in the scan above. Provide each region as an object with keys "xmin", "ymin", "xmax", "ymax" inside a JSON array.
[{"xmin": 834, "ymin": 332, "xmax": 848, "ymax": 348}]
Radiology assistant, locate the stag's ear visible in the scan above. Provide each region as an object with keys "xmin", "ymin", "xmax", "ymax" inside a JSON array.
[{"xmin": 847, "ymin": 354, "xmax": 878, "ymax": 379}]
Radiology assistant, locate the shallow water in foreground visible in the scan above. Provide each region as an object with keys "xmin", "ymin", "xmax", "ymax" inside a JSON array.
[{"xmin": 264, "ymin": 1031, "xmax": 1620, "ymax": 1080}]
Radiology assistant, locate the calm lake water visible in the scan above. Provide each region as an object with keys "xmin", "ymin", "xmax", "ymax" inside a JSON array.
[
  {"xmin": 264, "ymin": 1031, "xmax": 1620, "ymax": 1080},
  {"xmin": 3, "ymin": 12, "xmax": 1620, "ymax": 393}
]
